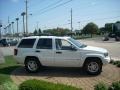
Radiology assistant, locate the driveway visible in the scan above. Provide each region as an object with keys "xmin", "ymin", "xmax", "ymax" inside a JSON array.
[{"xmin": 11, "ymin": 64, "xmax": 120, "ymax": 90}]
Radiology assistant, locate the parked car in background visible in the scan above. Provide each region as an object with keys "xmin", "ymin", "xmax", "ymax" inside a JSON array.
[
  {"xmin": 14, "ymin": 36, "xmax": 111, "ymax": 75},
  {"xmin": 0, "ymin": 39, "xmax": 8, "ymax": 46},
  {"xmin": 0, "ymin": 38, "xmax": 18, "ymax": 46},
  {"xmin": 8, "ymin": 39, "xmax": 18, "ymax": 46}
]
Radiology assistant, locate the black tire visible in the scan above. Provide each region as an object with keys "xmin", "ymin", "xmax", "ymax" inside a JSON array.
[
  {"xmin": 84, "ymin": 60, "xmax": 102, "ymax": 75},
  {"xmin": 25, "ymin": 57, "xmax": 41, "ymax": 73}
]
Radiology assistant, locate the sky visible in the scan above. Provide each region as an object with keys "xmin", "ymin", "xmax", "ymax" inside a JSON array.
[{"xmin": 0, "ymin": 0, "xmax": 120, "ymax": 33}]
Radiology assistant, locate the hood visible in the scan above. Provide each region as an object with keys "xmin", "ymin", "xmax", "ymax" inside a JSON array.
[{"xmin": 83, "ymin": 46, "xmax": 107, "ymax": 53}]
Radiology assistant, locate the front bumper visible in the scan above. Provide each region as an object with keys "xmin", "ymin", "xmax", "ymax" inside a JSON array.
[{"xmin": 103, "ymin": 56, "xmax": 111, "ymax": 65}]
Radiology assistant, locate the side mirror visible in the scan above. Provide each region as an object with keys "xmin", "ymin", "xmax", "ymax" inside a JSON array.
[{"xmin": 71, "ymin": 45, "xmax": 77, "ymax": 51}]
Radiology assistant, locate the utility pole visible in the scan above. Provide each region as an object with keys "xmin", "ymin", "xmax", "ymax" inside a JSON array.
[
  {"xmin": 70, "ymin": 8, "xmax": 73, "ymax": 37},
  {"xmin": 25, "ymin": 0, "xmax": 28, "ymax": 36},
  {"xmin": 21, "ymin": 12, "xmax": 26, "ymax": 36}
]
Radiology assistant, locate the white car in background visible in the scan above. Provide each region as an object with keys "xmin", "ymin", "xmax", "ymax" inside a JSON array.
[{"xmin": 14, "ymin": 36, "xmax": 111, "ymax": 75}]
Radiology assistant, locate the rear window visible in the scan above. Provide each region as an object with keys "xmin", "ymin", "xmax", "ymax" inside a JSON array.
[
  {"xmin": 18, "ymin": 39, "xmax": 36, "ymax": 48},
  {"xmin": 36, "ymin": 38, "xmax": 52, "ymax": 49}
]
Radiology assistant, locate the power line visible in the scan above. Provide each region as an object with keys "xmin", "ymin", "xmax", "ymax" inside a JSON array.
[
  {"xmin": 33, "ymin": 0, "xmax": 63, "ymax": 15},
  {"xmin": 32, "ymin": 0, "xmax": 74, "ymax": 16},
  {"xmin": 29, "ymin": 0, "xmax": 47, "ymax": 8}
]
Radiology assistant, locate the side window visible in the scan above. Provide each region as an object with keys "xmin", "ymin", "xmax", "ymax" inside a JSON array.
[
  {"xmin": 36, "ymin": 38, "xmax": 52, "ymax": 49},
  {"xmin": 18, "ymin": 39, "xmax": 36, "ymax": 48},
  {"xmin": 55, "ymin": 39, "xmax": 71, "ymax": 50}
]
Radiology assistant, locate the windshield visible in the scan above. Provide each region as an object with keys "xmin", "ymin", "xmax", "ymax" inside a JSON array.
[{"xmin": 68, "ymin": 38, "xmax": 87, "ymax": 48}]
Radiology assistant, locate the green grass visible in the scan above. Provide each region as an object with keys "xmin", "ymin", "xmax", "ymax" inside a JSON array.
[
  {"xmin": 0, "ymin": 56, "xmax": 19, "ymax": 84},
  {"xmin": 19, "ymin": 79, "xmax": 81, "ymax": 90},
  {"xmin": 0, "ymin": 56, "xmax": 20, "ymax": 90}
]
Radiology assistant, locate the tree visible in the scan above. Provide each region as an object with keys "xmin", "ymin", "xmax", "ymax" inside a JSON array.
[
  {"xmin": 99, "ymin": 27, "xmax": 106, "ymax": 35},
  {"xmin": 38, "ymin": 28, "xmax": 42, "ymax": 36},
  {"xmin": 43, "ymin": 27, "xmax": 70, "ymax": 36},
  {"xmin": 116, "ymin": 21, "xmax": 120, "ymax": 23},
  {"xmin": 105, "ymin": 23, "xmax": 113, "ymax": 33},
  {"xmin": 83, "ymin": 22, "xmax": 99, "ymax": 37},
  {"xmin": 33, "ymin": 29, "xmax": 38, "ymax": 36}
]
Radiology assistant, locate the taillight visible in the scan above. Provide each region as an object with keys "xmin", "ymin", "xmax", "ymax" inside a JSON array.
[{"xmin": 14, "ymin": 49, "xmax": 18, "ymax": 55}]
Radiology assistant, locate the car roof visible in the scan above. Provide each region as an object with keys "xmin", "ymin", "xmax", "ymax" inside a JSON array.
[{"xmin": 22, "ymin": 36, "xmax": 71, "ymax": 40}]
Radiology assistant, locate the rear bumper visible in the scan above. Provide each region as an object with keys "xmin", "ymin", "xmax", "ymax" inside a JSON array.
[{"xmin": 14, "ymin": 56, "xmax": 24, "ymax": 64}]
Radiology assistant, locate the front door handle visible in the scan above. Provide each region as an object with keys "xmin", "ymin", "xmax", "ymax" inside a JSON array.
[
  {"xmin": 35, "ymin": 50, "xmax": 40, "ymax": 53},
  {"xmin": 56, "ymin": 51, "xmax": 62, "ymax": 54}
]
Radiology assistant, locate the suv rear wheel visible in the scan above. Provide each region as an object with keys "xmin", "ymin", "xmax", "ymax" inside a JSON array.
[
  {"xmin": 84, "ymin": 60, "xmax": 102, "ymax": 75},
  {"xmin": 25, "ymin": 57, "xmax": 41, "ymax": 73}
]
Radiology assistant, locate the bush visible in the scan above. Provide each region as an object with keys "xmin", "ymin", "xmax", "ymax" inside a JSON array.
[
  {"xmin": 110, "ymin": 60, "xmax": 120, "ymax": 67},
  {"xmin": 19, "ymin": 79, "xmax": 81, "ymax": 90},
  {"xmin": 108, "ymin": 81, "xmax": 120, "ymax": 90},
  {"xmin": 113, "ymin": 61, "xmax": 120, "ymax": 65},
  {"xmin": 94, "ymin": 82, "xmax": 107, "ymax": 90},
  {"xmin": 110, "ymin": 60, "xmax": 114, "ymax": 64},
  {"xmin": 117, "ymin": 63, "xmax": 120, "ymax": 67}
]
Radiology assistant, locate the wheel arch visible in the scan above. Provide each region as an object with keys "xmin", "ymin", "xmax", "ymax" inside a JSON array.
[
  {"xmin": 83, "ymin": 57, "xmax": 103, "ymax": 67},
  {"xmin": 24, "ymin": 56, "xmax": 41, "ymax": 65}
]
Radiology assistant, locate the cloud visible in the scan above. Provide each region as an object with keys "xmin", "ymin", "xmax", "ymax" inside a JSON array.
[{"xmin": 11, "ymin": 0, "xmax": 19, "ymax": 3}]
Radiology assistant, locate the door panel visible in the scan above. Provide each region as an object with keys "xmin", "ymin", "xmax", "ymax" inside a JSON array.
[
  {"xmin": 54, "ymin": 39, "xmax": 81, "ymax": 67},
  {"xmin": 35, "ymin": 38, "xmax": 54, "ymax": 66},
  {"xmin": 36, "ymin": 49, "xmax": 54, "ymax": 66}
]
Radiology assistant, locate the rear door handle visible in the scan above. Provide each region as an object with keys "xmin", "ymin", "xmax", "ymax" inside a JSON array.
[
  {"xmin": 35, "ymin": 50, "xmax": 40, "ymax": 53},
  {"xmin": 56, "ymin": 51, "xmax": 62, "ymax": 54}
]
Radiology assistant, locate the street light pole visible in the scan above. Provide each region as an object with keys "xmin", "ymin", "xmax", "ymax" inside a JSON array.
[
  {"xmin": 11, "ymin": 22, "xmax": 14, "ymax": 36},
  {"xmin": 16, "ymin": 18, "xmax": 19, "ymax": 34},
  {"xmin": 21, "ymin": 12, "xmax": 26, "ymax": 36}
]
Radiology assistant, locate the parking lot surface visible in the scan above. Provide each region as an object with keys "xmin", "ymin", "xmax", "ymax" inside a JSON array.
[{"xmin": 11, "ymin": 64, "xmax": 120, "ymax": 90}]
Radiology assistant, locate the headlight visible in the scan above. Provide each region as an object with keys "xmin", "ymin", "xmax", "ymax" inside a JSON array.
[{"xmin": 104, "ymin": 52, "xmax": 108, "ymax": 57}]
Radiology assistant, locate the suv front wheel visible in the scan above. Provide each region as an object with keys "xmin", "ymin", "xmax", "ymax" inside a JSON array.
[
  {"xmin": 25, "ymin": 57, "xmax": 41, "ymax": 73},
  {"xmin": 84, "ymin": 60, "xmax": 102, "ymax": 75}
]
